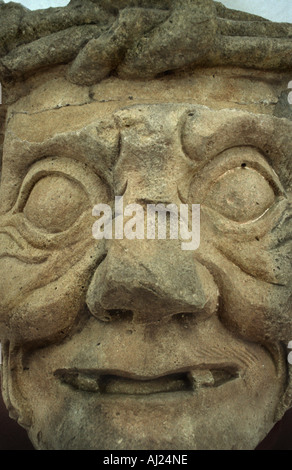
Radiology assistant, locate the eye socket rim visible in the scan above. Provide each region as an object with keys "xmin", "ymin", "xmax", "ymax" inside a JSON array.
[
  {"xmin": 11, "ymin": 156, "xmax": 111, "ymax": 237},
  {"xmin": 186, "ymin": 146, "xmax": 286, "ymax": 224},
  {"xmin": 202, "ymin": 165, "xmax": 277, "ymax": 223}
]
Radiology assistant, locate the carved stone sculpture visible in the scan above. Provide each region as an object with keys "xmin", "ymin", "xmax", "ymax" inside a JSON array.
[{"xmin": 0, "ymin": 0, "xmax": 291, "ymax": 450}]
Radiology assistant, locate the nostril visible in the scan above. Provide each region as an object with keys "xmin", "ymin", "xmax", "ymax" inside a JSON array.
[{"xmin": 100, "ymin": 309, "xmax": 134, "ymax": 322}]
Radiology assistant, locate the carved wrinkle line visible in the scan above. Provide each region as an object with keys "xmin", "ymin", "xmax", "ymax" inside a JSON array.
[
  {"xmin": 271, "ymin": 237, "xmax": 292, "ymax": 250},
  {"xmin": 199, "ymin": 344, "xmax": 257, "ymax": 369},
  {"xmin": 198, "ymin": 345, "xmax": 246, "ymax": 368},
  {"xmin": 216, "ymin": 246, "xmax": 286, "ymax": 287},
  {"xmin": 0, "ymin": 227, "xmax": 49, "ymax": 264},
  {"xmin": 0, "ymin": 228, "xmax": 25, "ymax": 250},
  {"xmin": 0, "ymin": 252, "xmax": 48, "ymax": 265},
  {"xmin": 271, "ymin": 214, "xmax": 292, "ymax": 235}
]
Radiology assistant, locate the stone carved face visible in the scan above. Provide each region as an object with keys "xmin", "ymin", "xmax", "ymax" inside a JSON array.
[{"xmin": 0, "ymin": 72, "xmax": 291, "ymax": 450}]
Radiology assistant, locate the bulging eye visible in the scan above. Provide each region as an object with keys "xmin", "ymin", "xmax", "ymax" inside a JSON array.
[
  {"xmin": 23, "ymin": 175, "xmax": 89, "ymax": 233},
  {"xmin": 203, "ymin": 165, "xmax": 275, "ymax": 222}
]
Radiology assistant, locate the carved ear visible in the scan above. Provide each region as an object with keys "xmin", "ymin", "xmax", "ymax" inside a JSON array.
[{"xmin": 1, "ymin": 341, "xmax": 32, "ymax": 429}]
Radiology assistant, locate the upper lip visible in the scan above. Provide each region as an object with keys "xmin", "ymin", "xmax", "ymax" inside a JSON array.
[{"xmin": 54, "ymin": 364, "xmax": 240, "ymax": 395}]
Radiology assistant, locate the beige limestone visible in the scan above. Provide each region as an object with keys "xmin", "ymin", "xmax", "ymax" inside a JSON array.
[{"xmin": 0, "ymin": 0, "xmax": 291, "ymax": 450}]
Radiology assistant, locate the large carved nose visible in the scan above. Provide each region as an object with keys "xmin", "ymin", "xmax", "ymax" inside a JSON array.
[{"xmin": 86, "ymin": 239, "xmax": 219, "ymax": 324}]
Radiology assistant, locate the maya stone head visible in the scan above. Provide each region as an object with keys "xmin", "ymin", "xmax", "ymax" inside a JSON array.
[{"xmin": 0, "ymin": 0, "xmax": 291, "ymax": 450}]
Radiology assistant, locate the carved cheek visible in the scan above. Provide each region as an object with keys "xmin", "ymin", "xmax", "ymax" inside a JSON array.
[
  {"xmin": 0, "ymin": 235, "xmax": 102, "ymax": 344},
  {"xmin": 0, "ymin": 161, "xmax": 109, "ymax": 344},
  {"xmin": 187, "ymin": 149, "xmax": 290, "ymax": 344}
]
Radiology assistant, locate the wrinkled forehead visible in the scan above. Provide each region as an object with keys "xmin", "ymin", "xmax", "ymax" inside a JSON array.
[{"xmin": 1, "ymin": 71, "xmax": 292, "ymax": 212}]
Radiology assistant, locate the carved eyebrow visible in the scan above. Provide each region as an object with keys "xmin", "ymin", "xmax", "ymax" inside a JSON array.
[
  {"xmin": 182, "ymin": 109, "xmax": 271, "ymax": 162},
  {"xmin": 5, "ymin": 121, "xmax": 120, "ymax": 179},
  {"xmin": 0, "ymin": 122, "xmax": 120, "ymax": 213},
  {"xmin": 181, "ymin": 108, "xmax": 292, "ymax": 190}
]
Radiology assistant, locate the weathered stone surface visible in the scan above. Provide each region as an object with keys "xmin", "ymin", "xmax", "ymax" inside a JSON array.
[
  {"xmin": 0, "ymin": 0, "xmax": 291, "ymax": 451},
  {"xmin": 0, "ymin": 0, "xmax": 292, "ymax": 85}
]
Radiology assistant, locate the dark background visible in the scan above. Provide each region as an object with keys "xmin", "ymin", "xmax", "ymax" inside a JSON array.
[{"xmin": 0, "ymin": 385, "xmax": 292, "ymax": 450}]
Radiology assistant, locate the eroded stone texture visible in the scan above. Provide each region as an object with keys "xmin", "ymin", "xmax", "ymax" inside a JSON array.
[{"xmin": 0, "ymin": 0, "xmax": 291, "ymax": 450}]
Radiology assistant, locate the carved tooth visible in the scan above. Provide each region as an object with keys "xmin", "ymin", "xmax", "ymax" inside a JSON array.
[
  {"xmin": 55, "ymin": 369, "xmax": 100, "ymax": 393},
  {"xmin": 188, "ymin": 370, "xmax": 214, "ymax": 390},
  {"xmin": 75, "ymin": 373, "xmax": 100, "ymax": 393}
]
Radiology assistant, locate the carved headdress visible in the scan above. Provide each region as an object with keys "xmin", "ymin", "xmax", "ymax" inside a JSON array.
[
  {"xmin": 1, "ymin": 0, "xmax": 291, "ymax": 164},
  {"xmin": 0, "ymin": 0, "xmax": 291, "ymax": 87}
]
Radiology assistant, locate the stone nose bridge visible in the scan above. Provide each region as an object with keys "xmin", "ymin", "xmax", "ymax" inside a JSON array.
[
  {"xmin": 112, "ymin": 104, "xmax": 195, "ymax": 202},
  {"xmin": 86, "ymin": 235, "xmax": 219, "ymax": 324},
  {"xmin": 85, "ymin": 104, "xmax": 218, "ymax": 324}
]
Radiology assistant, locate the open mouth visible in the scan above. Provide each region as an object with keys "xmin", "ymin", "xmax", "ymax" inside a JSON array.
[{"xmin": 54, "ymin": 366, "xmax": 239, "ymax": 395}]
